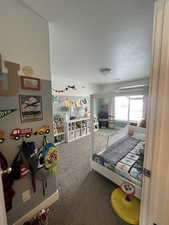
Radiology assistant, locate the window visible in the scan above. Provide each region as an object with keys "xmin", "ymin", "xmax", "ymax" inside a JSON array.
[
  {"xmin": 114, "ymin": 96, "xmax": 129, "ymax": 121},
  {"xmin": 114, "ymin": 95, "xmax": 144, "ymax": 122}
]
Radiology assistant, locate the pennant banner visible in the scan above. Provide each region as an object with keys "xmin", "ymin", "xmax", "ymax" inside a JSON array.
[{"xmin": 0, "ymin": 109, "xmax": 17, "ymax": 120}]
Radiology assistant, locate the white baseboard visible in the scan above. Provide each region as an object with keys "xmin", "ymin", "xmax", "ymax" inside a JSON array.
[{"xmin": 13, "ymin": 190, "xmax": 59, "ymax": 225}]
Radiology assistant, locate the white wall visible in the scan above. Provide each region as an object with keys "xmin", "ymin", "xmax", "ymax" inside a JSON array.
[
  {"xmin": 49, "ymin": 22, "xmax": 98, "ymax": 96},
  {"xmin": 0, "ymin": 1, "xmax": 56, "ymax": 224},
  {"xmin": 0, "ymin": 0, "xmax": 50, "ymax": 80}
]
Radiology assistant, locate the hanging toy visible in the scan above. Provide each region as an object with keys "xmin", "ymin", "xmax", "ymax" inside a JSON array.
[{"xmin": 42, "ymin": 136, "xmax": 58, "ymax": 175}]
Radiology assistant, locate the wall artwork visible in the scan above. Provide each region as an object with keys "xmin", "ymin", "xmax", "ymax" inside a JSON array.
[
  {"xmin": 53, "ymin": 95, "xmax": 90, "ymax": 120},
  {"xmin": 19, "ymin": 95, "xmax": 43, "ymax": 123},
  {"xmin": 21, "ymin": 76, "xmax": 40, "ymax": 91}
]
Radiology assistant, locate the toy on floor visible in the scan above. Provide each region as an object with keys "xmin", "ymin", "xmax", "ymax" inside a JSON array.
[{"xmin": 111, "ymin": 182, "xmax": 140, "ymax": 225}]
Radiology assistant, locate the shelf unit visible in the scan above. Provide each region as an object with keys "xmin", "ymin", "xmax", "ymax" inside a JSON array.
[
  {"xmin": 54, "ymin": 132, "xmax": 65, "ymax": 145},
  {"xmin": 65, "ymin": 118, "xmax": 90, "ymax": 143},
  {"xmin": 94, "ymin": 117, "xmax": 99, "ymax": 132},
  {"xmin": 53, "ymin": 117, "xmax": 65, "ymax": 145},
  {"xmin": 108, "ymin": 115, "xmax": 115, "ymax": 129}
]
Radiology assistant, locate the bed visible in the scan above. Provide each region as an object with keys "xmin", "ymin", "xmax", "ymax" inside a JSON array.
[{"xmin": 91, "ymin": 125, "xmax": 145, "ymax": 199}]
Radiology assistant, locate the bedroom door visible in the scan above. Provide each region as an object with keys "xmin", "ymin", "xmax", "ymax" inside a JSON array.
[{"xmin": 140, "ymin": 0, "xmax": 169, "ymax": 225}]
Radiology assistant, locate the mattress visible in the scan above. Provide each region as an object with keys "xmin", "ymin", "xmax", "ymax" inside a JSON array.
[{"xmin": 93, "ymin": 135, "xmax": 144, "ymax": 186}]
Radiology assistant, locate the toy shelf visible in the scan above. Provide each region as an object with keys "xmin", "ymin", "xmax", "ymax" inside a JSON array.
[
  {"xmin": 53, "ymin": 116, "xmax": 65, "ymax": 145},
  {"xmin": 54, "ymin": 132, "xmax": 65, "ymax": 145},
  {"xmin": 54, "ymin": 132, "xmax": 65, "ymax": 136},
  {"xmin": 65, "ymin": 118, "xmax": 90, "ymax": 143}
]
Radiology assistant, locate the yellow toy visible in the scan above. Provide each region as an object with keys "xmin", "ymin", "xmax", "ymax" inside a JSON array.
[
  {"xmin": 34, "ymin": 125, "xmax": 50, "ymax": 135},
  {"xmin": 111, "ymin": 183, "xmax": 140, "ymax": 225}
]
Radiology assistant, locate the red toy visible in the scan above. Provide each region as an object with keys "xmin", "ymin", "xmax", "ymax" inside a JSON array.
[{"xmin": 10, "ymin": 128, "xmax": 33, "ymax": 140}]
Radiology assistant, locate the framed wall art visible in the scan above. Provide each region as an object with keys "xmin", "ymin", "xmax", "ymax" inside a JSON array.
[
  {"xmin": 19, "ymin": 95, "xmax": 43, "ymax": 122},
  {"xmin": 21, "ymin": 76, "xmax": 40, "ymax": 91}
]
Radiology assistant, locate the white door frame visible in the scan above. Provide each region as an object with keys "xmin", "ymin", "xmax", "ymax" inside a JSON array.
[
  {"xmin": 0, "ymin": 168, "xmax": 8, "ymax": 225},
  {"xmin": 140, "ymin": 0, "xmax": 169, "ymax": 224}
]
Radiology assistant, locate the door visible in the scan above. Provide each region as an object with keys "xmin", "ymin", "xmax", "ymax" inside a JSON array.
[
  {"xmin": 140, "ymin": 0, "xmax": 169, "ymax": 225},
  {"xmin": 0, "ymin": 165, "xmax": 8, "ymax": 225}
]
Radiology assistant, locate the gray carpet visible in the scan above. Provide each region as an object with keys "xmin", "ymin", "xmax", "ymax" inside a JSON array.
[{"xmin": 48, "ymin": 132, "xmax": 129, "ymax": 225}]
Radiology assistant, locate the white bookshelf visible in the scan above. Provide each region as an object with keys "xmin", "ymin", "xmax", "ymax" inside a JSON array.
[
  {"xmin": 65, "ymin": 118, "xmax": 90, "ymax": 143},
  {"xmin": 54, "ymin": 132, "xmax": 65, "ymax": 145}
]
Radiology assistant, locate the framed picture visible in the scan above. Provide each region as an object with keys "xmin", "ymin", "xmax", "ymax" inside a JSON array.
[
  {"xmin": 19, "ymin": 95, "xmax": 43, "ymax": 122},
  {"xmin": 21, "ymin": 76, "xmax": 40, "ymax": 91}
]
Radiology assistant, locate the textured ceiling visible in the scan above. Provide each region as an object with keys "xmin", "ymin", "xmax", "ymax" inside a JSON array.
[{"xmin": 22, "ymin": 0, "xmax": 154, "ymax": 84}]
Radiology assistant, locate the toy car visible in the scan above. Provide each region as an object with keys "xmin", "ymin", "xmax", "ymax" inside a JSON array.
[
  {"xmin": 0, "ymin": 130, "xmax": 5, "ymax": 143},
  {"xmin": 10, "ymin": 128, "xmax": 33, "ymax": 140},
  {"xmin": 34, "ymin": 125, "xmax": 50, "ymax": 135}
]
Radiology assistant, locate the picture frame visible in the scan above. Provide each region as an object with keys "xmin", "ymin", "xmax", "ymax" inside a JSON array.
[
  {"xmin": 19, "ymin": 95, "xmax": 43, "ymax": 123},
  {"xmin": 20, "ymin": 76, "xmax": 40, "ymax": 91}
]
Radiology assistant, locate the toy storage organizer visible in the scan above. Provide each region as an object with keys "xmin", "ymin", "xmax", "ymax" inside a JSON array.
[
  {"xmin": 65, "ymin": 118, "xmax": 90, "ymax": 143},
  {"xmin": 52, "ymin": 95, "xmax": 91, "ymax": 145},
  {"xmin": 54, "ymin": 132, "xmax": 65, "ymax": 145}
]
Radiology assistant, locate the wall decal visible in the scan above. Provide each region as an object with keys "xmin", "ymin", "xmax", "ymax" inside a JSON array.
[
  {"xmin": 0, "ymin": 130, "xmax": 5, "ymax": 143},
  {"xmin": 19, "ymin": 95, "xmax": 43, "ymax": 123},
  {"xmin": 52, "ymin": 84, "xmax": 77, "ymax": 94},
  {"xmin": 10, "ymin": 128, "xmax": 33, "ymax": 140},
  {"xmin": 0, "ymin": 109, "xmax": 17, "ymax": 120},
  {"xmin": 21, "ymin": 76, "xmax": 40, "ymax": 91},
  {"xmin": 0, "ymin": 59, "xmax": 20, "ymax": 97},
  {"xmin": 66, "ymin": 85, "xmax": 77, "ymax": 90},
  {"xmin": 22, "ymin": 66, "xmax": 34, "ymax": 76},
  {"xmin": 34, "ymin": 125, "xmax": 50, "ymax": 135}
]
